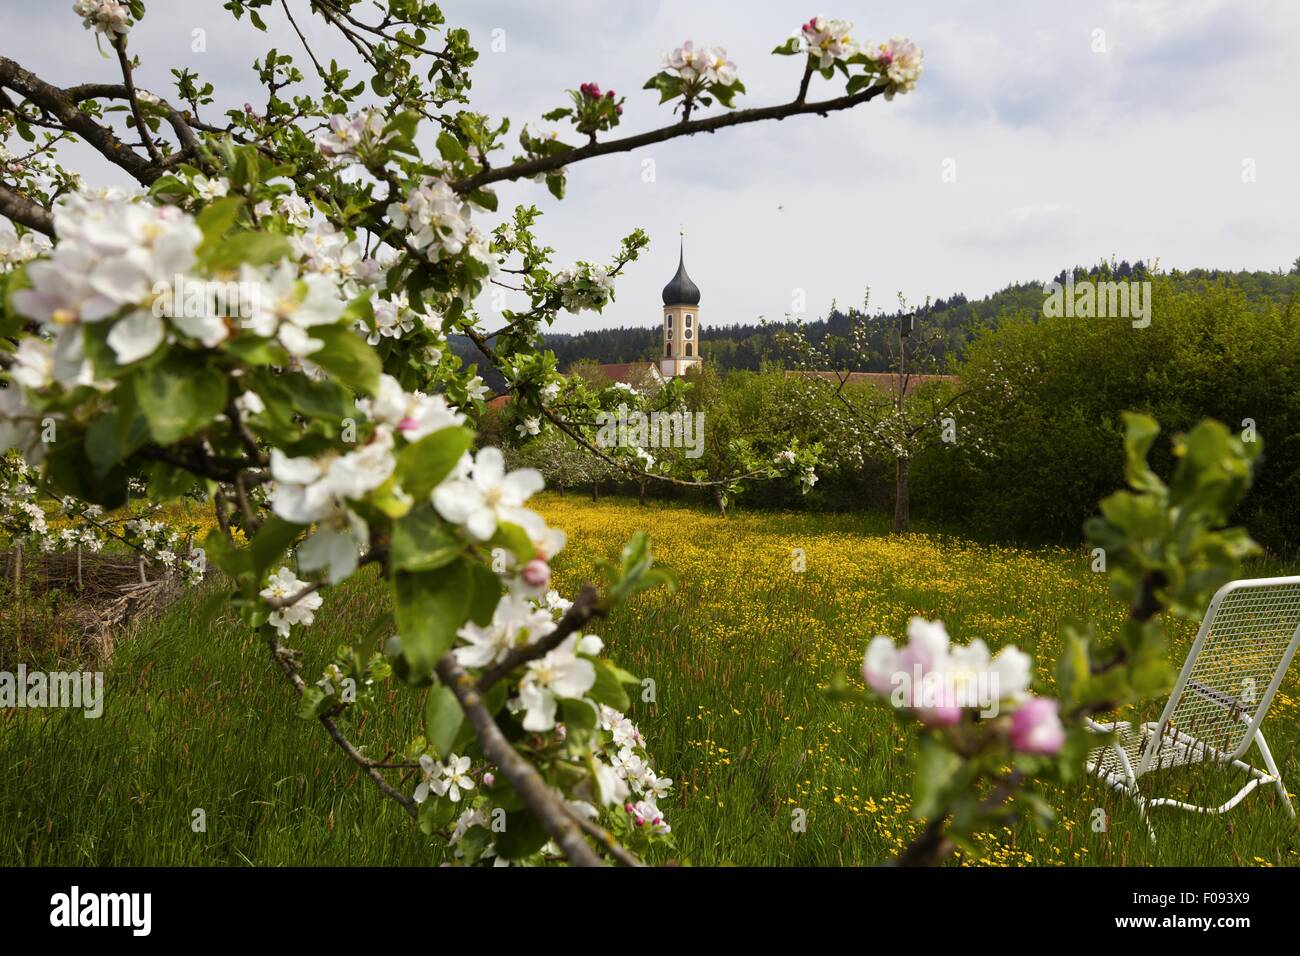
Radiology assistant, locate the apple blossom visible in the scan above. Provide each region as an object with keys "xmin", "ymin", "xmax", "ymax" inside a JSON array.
[
  {"xmin": 627, "ymin": 799, "xmax": 670, "ymax": 835},
  {"xmin": 260, "ymin": 566, "xmax": 324, "ymax": 637},
  {"xmin": 361, "ymin": 374, "xmax": 466, "ymax": 442},
  {"xmin": 517, "ymin": 636, "xmax": 596, "ymax": 732},
  {"xmin": 868, "ymin": 37, "xmax": 924, "ymax": 99},
  {"xmin": 701, "ymin": 47, "xmax": 739, "ymax": 86},
  {"xmin": 864, "ymin": 617, "xmax": 1032, "ymax": 723},
  {"xmin": 432, "ymin": 446, "xmax": 545, "ymax": 541},
  {"xmin": 315, "ymin": 110, "xmax": 388, "ymax": 161},
  {"xmin": 453, "ymin": 593, "xmax": 557, "ymax": 668},
  {"xmin": 798, "ymin": 16, "xmax": 856, "ymax": 68},
  {"xmin": 664, "ymin": 41, "xmax": 706, "ymax": 80},
  {"xmin": 432, "ymin": 754, "xmax": 476, "ymax": 802},
  {"xmin": 413, "ymin": 753, "xmax": 441, "ymax": 804},
  {"xmin": 190, "ymin": 174, "xmax": 230, "ymax": 201},
  {"xmin": 520, "ymin": 559, "xmax": 551, "ymax": 590},
  {"xmin": 73, "ymin": 0, "xmax": 131, "ymax": 38},
  {"xmin": 464, "ymin": 376, "xmax": 489, "ymax": 402},
  {"xmin": 1009, "ymin": 697, "xmax": 1066, "ymax": 756},
  {"xmin": 269, "ymin": 428, "xmax": 397, "ymax": 526}
]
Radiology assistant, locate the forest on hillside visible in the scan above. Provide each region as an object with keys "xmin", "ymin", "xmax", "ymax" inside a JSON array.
[{"xmin": 452, "ymin": 261, "xmax": 1300, "ymax": 391}]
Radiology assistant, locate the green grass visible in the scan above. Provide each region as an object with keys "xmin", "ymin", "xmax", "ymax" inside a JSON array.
[{"xmin": 2, "ymin": 493, "xmax": 1298, "ymax": 865}]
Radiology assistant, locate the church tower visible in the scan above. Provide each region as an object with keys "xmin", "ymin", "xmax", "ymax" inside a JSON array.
[{"xmin": 660, "ymin": 241, "xmax": 702, "ymax": 379}]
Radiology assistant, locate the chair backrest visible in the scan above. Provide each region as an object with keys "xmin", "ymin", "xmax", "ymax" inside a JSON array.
[{"xmin": 1138, "ymin": 576, "xmax": 1300, "ymax": 773}]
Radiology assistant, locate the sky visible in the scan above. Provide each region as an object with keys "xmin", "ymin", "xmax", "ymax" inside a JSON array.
[{"xmin": 8, "ymin": 0, "xmax": 1300, "ymax": 333}]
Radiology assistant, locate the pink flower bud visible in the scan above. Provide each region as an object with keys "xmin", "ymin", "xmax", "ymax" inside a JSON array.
[
  {"xmin": 624, "ymin": 803, "xmax": 636, "ymax": 814},
  {"xmin": 483, "ymin": 772, "xmax": 495, "ymax": 787},
  {"xmin": 521, "ymin": 559, "xmax": 551, "ymax": 589},
  {"xmin": 916, "ymin": 704, "xmax": 962, "ymax": 727},
  {"xmin": 1009, "ymin": 697, "xmax": 1065, "ymax": 755}
]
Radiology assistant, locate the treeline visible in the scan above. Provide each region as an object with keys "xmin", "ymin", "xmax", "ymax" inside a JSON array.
[{"xmin": 450, "ymin": 262, "xmax": 1300, "ymax": 392}]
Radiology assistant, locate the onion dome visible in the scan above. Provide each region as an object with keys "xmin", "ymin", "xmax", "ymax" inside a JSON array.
[{"xmin": 661, "ymin": 245, "xmax": 701, "ymax": 306}]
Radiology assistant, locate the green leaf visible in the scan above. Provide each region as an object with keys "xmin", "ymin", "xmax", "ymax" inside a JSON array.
[
  {"xmin": 250, "ymin": 515, "xmax": 304, "ymax": 580},
  {"xmin": 195, "ymin": 196, "xmax": 244, "ymax": 255},
  {"xmin": 308, "ymin": 324, "xmax": 381, "ymax": 395},
  {"xmin": 912, "ymin": 736, "xmax": 962, "ymax": 819},
  {"xmin": 424, "ymin": 683, "xmax": 464, "ymax": 759},
  {"xmin": 146, "ymin": 460, "xmax": 199, "ymax": 500},
  {"xmin": 587, "ymin": 659, "xmax": 630, "ymax": 711},
  {"xmin": 297, "ymin": 686, "xmax": 333, "ymax": 720},
  {"xmin": 205, "ymin": 230, "xmax": 292, "ymax": 271},
  {"xmin": 134, "ymin": 356, "xmax": 229, "ymax": 444},
  {"xmin": 467, "ymin": 561, "xmax": 502, "ymax": 626},
  {"xmin": 467, "ymin": 188, "xmax": 497, "ymax": 211},
  {"xmin": 394, "ymin": 425, "xmax": 474, "ymax": 500},
  {"xmin": 489, "ymin": 521, "xmax": 534, "ymax": 565},
  {"xmin": 1119, "ymin": 412, "xmax": 1164, "ymax": 494},
  {"xmin": 459, "ymin": 825, "xmax": 491, "ymax": 865},
  {"xmin": 417, "ymin": 794, "xmax": 458, "ymax": 835},
  {"xmin": 43, "ymin": 438, "xmax": 128, "ymax": 509},
  {"xmin": 436, "ymin": 130, "xmax": 469, "ymax": 163},
  {"xmin": 391, "ymin": 502, "xmax": 462, "ymax": 572},
  {"xmin": 393, "ymin": 561, "xmax": 471, "ymax": 679},
  {"xmin": 560, "ymin": 697, "xmax": 598, "ymax": 737},
  {"xmin": 545, "ymin": 171, "xmax": 565, "ymax": 201},
  {"xmin": 495, "ymin": 808, "xmax": 549, "ymax": 860},
  {"xmin": 85, "ymin": 394, "xmax": 149, "ymax": 476}
]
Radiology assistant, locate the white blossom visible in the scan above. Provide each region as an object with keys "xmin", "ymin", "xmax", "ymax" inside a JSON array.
[
  {"xmin": 260, "ymin": 566, "xmax": 324, "ymax": 637},
  {"xmin": 432, "ymin": 446, "xmax": 545, "ymax": 541},
  {"xmin": 517, "ymin": 636, "xmax": 596, "ymax": 732}
]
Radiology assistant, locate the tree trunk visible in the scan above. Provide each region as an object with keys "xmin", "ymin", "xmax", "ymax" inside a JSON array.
[
  {"xmin": 712, "ymin": 486, "xmax": 726, "ymax": 517},
  {"xmin": 638, "ymin": 480, "xmax": 646, "ymax": 506},
  {"xmin": 892, "ymin": 457, "xmax": 910, "ymax": 533},
  {"xmin": 591, "ymin": 481, "xmax": 598, "ymax": 502},
  {"xmin": 13, "ymin": 540, "xmax": 22, "ymax": 654}
]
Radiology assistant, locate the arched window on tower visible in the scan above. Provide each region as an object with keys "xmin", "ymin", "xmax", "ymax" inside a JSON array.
[
  {"xmin": 666, "ymin": 313, "xmax": 674, "ymax": 334},
  {"xmin": 685, "ymin": 313, "xmax": 693, "ymax": 329},
  {"xmin": 665, "ymin": 342, "xmax": 673, "ymax": 358},
  {"xmin": 685, "ymin": 342, "xmax": 693, "ymax": 357}
]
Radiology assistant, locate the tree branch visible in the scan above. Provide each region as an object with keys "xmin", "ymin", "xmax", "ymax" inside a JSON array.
[
  {"xmin": 0, "ymin": 181, "xmax": 53, "ymax": 236},
  {"xmin": 450, "ymin": 83, "xmax": 890, "ymax": 194},
  {"xmin": 266, "ymin": 633, "xmax": 417, "ymax": 816},
  {"xmin": 0, "ymin": 55, "xmax": 161, "ymax": 185},
  {"xmin": 113, "ymin": 38, "xmax": 162, "ymax": 164},
  {"xmin": 435, "ymin": 653, "xmax": 610, "ymax": 866},
  {"xmin": 477, "ymin": 583, "xmax": 604, "ymax": 691}
]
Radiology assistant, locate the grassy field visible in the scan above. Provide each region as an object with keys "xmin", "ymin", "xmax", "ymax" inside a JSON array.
[{"xmin": 2, "ymin": 494, "xmax": 1298, "ymax": 865}]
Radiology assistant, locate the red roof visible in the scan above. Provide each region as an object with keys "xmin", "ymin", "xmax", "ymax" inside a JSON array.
[{"xmin": 590, "ymin": 362, "xmax": 660, "ymax": 384}]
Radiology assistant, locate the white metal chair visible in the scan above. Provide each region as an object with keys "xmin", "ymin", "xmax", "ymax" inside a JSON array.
[{"xmin": 1087, "ymin": 576, "xmax": 1300, "ymax": 840}]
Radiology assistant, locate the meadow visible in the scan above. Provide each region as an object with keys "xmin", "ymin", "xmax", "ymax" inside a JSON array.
[{"xmin": 2, "ymin": 494, "xmax": 1297, "ymax": 866}]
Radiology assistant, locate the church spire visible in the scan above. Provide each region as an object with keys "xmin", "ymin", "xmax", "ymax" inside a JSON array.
[{"xmin": 661, "ymin": 235, "xmax": 701, "ymax": 306}]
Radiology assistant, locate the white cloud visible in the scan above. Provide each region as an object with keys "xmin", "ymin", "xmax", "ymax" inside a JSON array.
[{"xmin": 7, "ymin": 0, "xmax": 1297, "ymax": 335}]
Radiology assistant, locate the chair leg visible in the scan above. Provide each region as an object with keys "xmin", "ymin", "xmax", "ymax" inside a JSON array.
[
  {"xmin": 1134, "ymin": 790, "xmax": 1157, "ymax": 843},
  {"xmin": 1148, "ymin": 776, "xmax": 1262, "ymax": 815},
  {"xmin": 1088, "ymin": 749, "xmax": 1158, "ymax": 842},
  {"xmin": 1253, "ymin": 729, "xmax": 1295, "ymax": 819}
]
